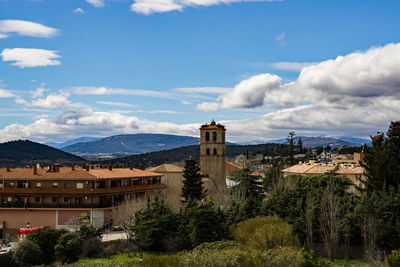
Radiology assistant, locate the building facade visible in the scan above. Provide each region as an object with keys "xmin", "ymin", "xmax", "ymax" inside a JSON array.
[
  {"xmin": 0, "ymin": 164, "xmax": 165, "ymax": 241},
  {"xmin": 199, "ymin": 120, "xmax": 226, "ymax": 192}
]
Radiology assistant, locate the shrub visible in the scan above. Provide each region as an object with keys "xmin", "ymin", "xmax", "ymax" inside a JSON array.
[
  {"xmin": 194, "ymin": 240, "xmax": 237, "ymax": 252},
  {"xmin": 0, "ymin": 252, "xmax": 17, "ymax": 267},
  {"xmin": 231, "ymin": 216, "xmax": 299, "ymax": 251},
  {"xmin": 261, "ymin": 246, "xmax": 303, "ymax": 267},
  {"xmin": 81, "ymin": 237, "xmax": 102, "ymax": 258},
  {"xmin": 77, "ymin": 224, "xmax": 103, "ymax": 240},
  {"xmin": 13, "ymin": 239, "xmax": 42, "ymax": 267},
  {"xmin": 26, "ymin": 227, "xmax": 67, "ymax": 265},
  {"xmin": 301, "ymin": 251, "xmax": 331, "ymax": 267},
  {"xmin": 55, "ymin": 232, "xmax": 83, "ymax": 264},
  {"xmin": 385, "ymin": 249, "xmax": 400, "ymax": 267}
]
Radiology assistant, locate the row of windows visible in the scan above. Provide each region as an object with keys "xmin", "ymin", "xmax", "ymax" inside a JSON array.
[
  {"xmin": 206, "ymin": 148, "xmax": 218, "ymax": 155},
  {"xmin": 205, "ymin": 131, "xmax": 218, "ymax": 142},
  {"xmin": 0, "ymin": 181, "xmax": 87, "ymax": 189},
  {"xmin": 2, "ymin": 196, "xmax": 86, "ymax": 203}
]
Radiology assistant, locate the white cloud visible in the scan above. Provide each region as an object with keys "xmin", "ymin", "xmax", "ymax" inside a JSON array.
[
  {"xmin": 73, "ymin": 8, "xmax": 85, "ymax": 14},
  {"xmin": 197, "ymin": 73, "xmax": 281, "ymax": 111},
  {"xmin": 0, "ymin": 108, "xmax": 199, "ymax": 143},
  {"xmin": 0, "ymin": 89, "xmax": 14, "ymax": 98},
  {"xmin": 275, "ymin": 32, "xmax": 285, "ymax": 47},
  {"xmin": 86, "ymin": 0, "xmax": 105, "ymax": 7},
  {"xmin": 131, "ymin": 0, "xmax": 280, "ymax": 15},
  {"xmin": 181, "ymin": 100, "xmax": 192, "ymax": 105},
  {"xmin": 176, "ymin": 87, "xmax": 231, "ymax": 94},
  {"xmin": 269, "ymin": 62, "xmax": 317, "ymax": 72},
  {"xmin": 0, "ymin": 19, "xmax": 59, "ymax": 38},
  {"xmin": 0, "ymin": 33, "xmax": 7, "ymax": 39},
  {"xmin": 1, "ymin": 48, "xmax": 61, "ymax": 68},
  {"xmin": 72, "ymin": 86, "xmax": 175, "ymax": 99},
  {"xmin": 30, "ymin": 87, "xmax": 45, "ymax": 98},
  {"xmin": 16, "ymin": 91, "xmax": 70, "ymax": 109},
  {"xmin": 97, "ymin": 101, "xmax": 137, "ymax": 108}
]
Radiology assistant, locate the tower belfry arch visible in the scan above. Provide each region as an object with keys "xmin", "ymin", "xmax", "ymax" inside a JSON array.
[{"xmin": 199, "ymin": 120, "xmax": 226, "ymax": 192}]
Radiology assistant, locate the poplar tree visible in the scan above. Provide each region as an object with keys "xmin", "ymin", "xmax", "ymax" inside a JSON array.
[{"xmin": 181, "ymin": 158, "xmax": 205, "ymax": 202}]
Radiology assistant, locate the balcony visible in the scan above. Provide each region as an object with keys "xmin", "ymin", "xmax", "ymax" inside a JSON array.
[
  {"xmin": 1, "ymin": 202, "xmax": 111, "ymax": 209},
  {"xmin": 0, "ymin": 183, "xmax": 166, "ymax": 195}
]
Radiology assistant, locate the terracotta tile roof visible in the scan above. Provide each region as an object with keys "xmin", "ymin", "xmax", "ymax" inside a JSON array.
[
  {"xmin": 225, "ymin": 161, "xmax": 243, "ymax": 177},
  {"xmin": 0, "ymin": 167, "xmax": 161, "ymax": 180},
  {"xmin": 282, "ymin": 164, "xmax": 364, "ymax": 175},
  {"xmin": 146, "ymin": 164, "xmax": 183, "ymax": 173}
]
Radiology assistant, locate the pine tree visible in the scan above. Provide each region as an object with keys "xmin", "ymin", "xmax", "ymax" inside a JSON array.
[
  {"xmin": 181, "ymin": 158, "xmax": 205, "ymax": 203},
  {"xmin": 384, "ymin": 121, "xmax": 400, "ymax": 188},
  {"xmin": 286, "ymin": 131, "xmax": 296, "ymax": 165},
  {"xmin": 297, "ymin": 138, "xmax": 303, "ymax": 154}
]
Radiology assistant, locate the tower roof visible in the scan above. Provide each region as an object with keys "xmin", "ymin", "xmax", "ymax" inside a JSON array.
[{"xmin": 200, "ymin": 120, "xmax": 226, "ymax": 130}]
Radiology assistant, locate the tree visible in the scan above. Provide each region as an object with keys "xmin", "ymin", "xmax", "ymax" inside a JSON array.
[
  {"xmin": 231, "ymin": 168, "xmax": 263, "ymax": 201},
  {"xmin": 13, "ymin": 239, "xmax": 42, "ymax": 267},
  {"xmin": 181, "ymin": 158, "xmax": 205, "ymax": 202},
  {"xmin": 77, "ymin": 224, "xmax": 102, "ymax": 240},
  {"xmin": 55, "ymin": 233, "xmax": 83, "ymax": 264},
  {"xmin": 26, "ymin": 227, "xmax": 67, "ymax": 265},
  {"xmin": 297, "ymin": 138, "xmax": 303, "ymax": 154},
  {"xmin": 286, "ymin": 131, "xmax": 296, "ymax": 165},
  {"xmin": 187, "ymin": 203, "xmax": 226, "ymax": 247}
]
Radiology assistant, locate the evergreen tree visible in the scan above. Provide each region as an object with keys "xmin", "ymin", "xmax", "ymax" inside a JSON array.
[
  {"xmin": 384, "ymin": 121, "xmax": 400, "ymax": 188},
  {"xmin": 286, "ymin": 131, "xmax": 296, "ymax": 165},
  {"xmin": 232, "ymin": 168, "xmax": 263, "ymax": 200},
  {"xmin": 181, "ymin": 158, "xmax": 205, "ymax": 202},
  {"xmin": 297, "ymin": 138, "xmax": 303, "ymax": 154}
]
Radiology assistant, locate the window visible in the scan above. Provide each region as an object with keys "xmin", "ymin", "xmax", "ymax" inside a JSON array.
[
  {"xmin": 212, "ymin": 131, "xmax": 217, "ymax": 142},
  {"xmin": 52, "ymin": 182, "xmax": 58, "ymax": 188},
  {"xmin": 36, "ymin": 182, "xmax": 41, "ymax": 188},
  {"xmin": 64, "ymin": 183, "xmax": 68, "ymax": 188},
  {"xmin": 9, "ymin": 182, "xmax": 14, "ymax": 188},
  {"xmin": 206, "ymin": 148, "xmax": 210, "ymax": 155},
  {"xmin": 64, "ymin": 197, "xmax": 70, "ymax": 203},
  {"xmin": 35, "ymin": 197, "xmax": 40, "ymax": 203},
  {"xmin": 75, "ymin": 197, "xmax": 83, "ymax": 204},
  {"xmin": 76, "ymin": 183, "xmax": 83, "ymax": 189},
  {"xmin": 7, "ymin": 197, "xmax": 12, "ymax": 202},
  {"xmin": 0, "ymin": 182, "xmax": 2, "ymax": 188},
  {"xmin": 205, "ymin": 132, "xmax": 210, "ymax": 141},
  {"xmin": 213, "ymin": 148, "xmax": 217, "ymax": 155},
  {"xmin": 52, "ymin": 197, "xmax": 57, "ymax": 203}
]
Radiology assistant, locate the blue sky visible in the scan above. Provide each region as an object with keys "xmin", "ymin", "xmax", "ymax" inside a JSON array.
[{"xmin": 0, "ymin": 0, "xmax": 400, "ymax": 143}]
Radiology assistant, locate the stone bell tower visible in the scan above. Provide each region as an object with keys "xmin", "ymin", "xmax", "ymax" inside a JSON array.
[{"xmin": 200, "ymin": 120, "xmax": 226, "ymax": 192}]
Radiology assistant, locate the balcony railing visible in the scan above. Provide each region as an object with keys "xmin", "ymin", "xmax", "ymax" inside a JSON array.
[
  {"xmin": 0, "ymin": 183, "xmax": 166, "ymax": 195},
  {"xmin": 1, "ymin": 202, "xmax": 111, "ymax": 209}
]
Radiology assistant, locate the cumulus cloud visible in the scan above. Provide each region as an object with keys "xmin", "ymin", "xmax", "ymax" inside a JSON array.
[
  {"xmin": 0, "ymin": 108, "xmax": 199, "ymax": 143},
  {"xmin": 86, "ymin": 0, "xmax": 105, "ymax": 7},
  {"xmin": 73, "ymin": 8, "xmax": 85, "ymax": 14},
  {"xmin": 0, "ymin": 19, "xmax": 59, "ymax": 38},
  {"xmin": 16, "ymin": 91, "xmax": 70, "ymax": 109},
  {"xmin": 1, "ymin": 48, "xmax": 61, "ymax": 68},
  {"xmin": 197, "ymin": 73, "xmax": 281, "ymax": 111},
  {"xmin": 131, "ymin": 0, "xmax": 280, "ymax": 15}
]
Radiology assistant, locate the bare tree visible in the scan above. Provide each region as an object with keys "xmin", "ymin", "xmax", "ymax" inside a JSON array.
[
  {"xmin": 361, "ymin": 212, "xmax": 382, "ymax": 264},
  {"xmin": 319, "ymin": 174, "xmax": 340, "ymax": 260}
]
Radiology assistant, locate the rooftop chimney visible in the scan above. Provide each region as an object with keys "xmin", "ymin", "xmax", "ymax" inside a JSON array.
[
  {"xmin": 6, "ymin": 166, "xmax": 10, "ymax": 172},
  {"xmin": 33, "ymin": 165, "xmax": 38, "ymax": 175},
  {"xmin": 72, "ymin": 165, "xmax": 75, "ymax": 171},
  {"xmin": 53, "ymin": 163, "xmax": 61, "ymax": 172},
  {"xmin": 86, "ymin": 165, "xmax": 89, "ymax": 172},
  {"xmin": 109, "ymin": 165, "xmax": 112, "ymax": 171}
]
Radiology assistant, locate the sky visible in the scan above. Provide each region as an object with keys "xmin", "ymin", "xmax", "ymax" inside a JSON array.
[{"xmin": 0, "ymin": 0, "xmax": 400, "ymax": 144}]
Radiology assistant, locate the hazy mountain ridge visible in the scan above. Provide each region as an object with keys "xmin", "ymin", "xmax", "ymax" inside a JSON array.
[
  {"xmin": 46, "ymin": 137, "xmax": 103, "ymax": 149},
  {"xmin": 266, "ymin": 136, "xmax": 370, "ymax": 148},
  {"xmin": 61, "ymin": 134, "xmax": 200, "ymax": 156},
  {"xmin": 0, "ymin": 140, "xmax": 85, "ymax": 167}
]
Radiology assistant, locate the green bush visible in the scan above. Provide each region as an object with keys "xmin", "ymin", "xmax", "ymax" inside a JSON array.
[
  {"xmin": 385, "ymin": 249, "xmax": 400, "ymax": 267},
  {"xmin": 301, "ymin": 251, "xmax": 331, "ymax": 267},
  {"xmin": 231, "ymin": 216, "xmax": 299, "ymax": 251},
  {"xmin": 261, "ymin": 246, "xmax": 303, "ymax": 267},
  {"xmin": 194, "ymin": 240, "xmax": 237, "ymax": 252},
  {"xmin": 12, "ymin": 239, "xmax": 42, "ymax": 267},
  {"xmin": 55, "ymin": 232, "xmax": 83, "ymax": 264}
]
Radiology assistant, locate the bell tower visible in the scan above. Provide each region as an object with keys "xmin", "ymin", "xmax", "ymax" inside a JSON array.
[{"xmin": 200, "ymin": 120, "xmax": 226, "ymax": 192}]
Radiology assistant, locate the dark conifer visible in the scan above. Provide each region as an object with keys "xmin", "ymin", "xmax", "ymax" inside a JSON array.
[{"xmin": 181, "ymin": 158, "xmax": 205, "ymax": 202}]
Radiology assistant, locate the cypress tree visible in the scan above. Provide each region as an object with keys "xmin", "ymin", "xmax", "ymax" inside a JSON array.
[{"xmin": 181, "ymin": 158, "xmax": 205, "ymax": 202}]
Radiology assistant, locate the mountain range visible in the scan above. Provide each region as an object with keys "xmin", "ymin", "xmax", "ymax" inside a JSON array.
[{"xmin": 0, "ymin": 140, "xmax": 85, "ymax": 167}]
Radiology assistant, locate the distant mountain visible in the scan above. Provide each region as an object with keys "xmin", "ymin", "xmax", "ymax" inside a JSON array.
[
  {"xmin": 337, "ymin": 137, "xmax": 371, "ymax": 146},
  {"xmin": 0, "ymin": 140, "xmax": 85, "ymax": 167},
  {"xmin": 268, "ymin": 136, "xmax": 366, "ymax": 149},
  {"xmin": 95, "ymin": 143, "xmax": 289, "ymax": 168},
  {"xmin": 46, "ymin": 137, "xmax": 103, "ymax": 149},
  {"xmin": 62, "ymin": 134, "xmax": 201, "ymax": 156}
]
